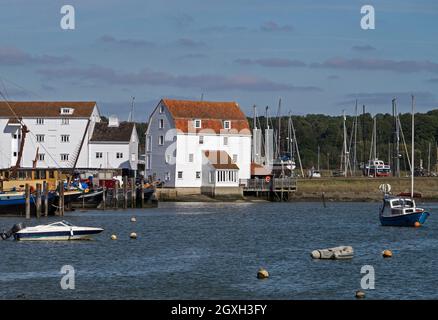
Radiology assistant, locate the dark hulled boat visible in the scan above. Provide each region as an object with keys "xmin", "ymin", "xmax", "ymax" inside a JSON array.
[{"xmin": 0, "ymin": 191, "xmax": 57, "ymax": 216}]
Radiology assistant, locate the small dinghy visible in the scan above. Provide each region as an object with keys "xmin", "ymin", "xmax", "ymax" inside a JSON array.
[
  {"xmin": 311, "ymin": 246, "xmax": 354, "ymax": 260},
  {"xmin": 2, "ymin": 220, "xmax": 104, "ymax": 241}
]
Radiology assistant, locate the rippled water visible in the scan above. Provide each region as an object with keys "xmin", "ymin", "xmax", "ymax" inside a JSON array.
[{"xmin": 1, "ymin": 201, "xmax": 437, "ymax": 300}]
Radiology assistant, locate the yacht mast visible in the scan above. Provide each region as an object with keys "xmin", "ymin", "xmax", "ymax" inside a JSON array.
[{"xmin": 411, "ymin": 95, "xmax": 415, "ymax": 198}]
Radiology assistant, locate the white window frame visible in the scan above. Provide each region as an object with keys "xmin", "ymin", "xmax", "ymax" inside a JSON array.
[
  {"xmin": 224, "ymin": 136, "xmax": 228, "ymax": 145},
  {"xmin": 61, "ymin": 118, "xmax": 70, "ymax": 125},
  {"xmin": 38, "ymin": 153, "xmax": 45, "ymax": 161},
  {"xmin": 199, "ymin": 135, "xmax": 204, "ymax": 144},
  {"xmin": 158, "ymin": 136, "xmax": 164, "ymax": 145},
  {"xmin": 116, "ymin": 152, "xmax": 123, "ymax": 159},
  {"xmin": 96, "ymin": 152, "xmax": 103, "ymax": 159},
  {"xmin": 146, "ymin": 135, "xmax": 152, "ymax": 152},
  {"xmin": 36, "ymin": 118, "xmax": 44, "ymax": 125},
  {"xmin": 165, "ymin": 172, "xmax": 171, "ymax": 181},
  {"xmin": 159, "ymin": 105, "xmax": 164, "ymax": 114},
  {"xmin": 61, "ymin": 154, "xmax": 69, "ymax": 161},
  {"xmin": 61, "ymin": 135, "xmax": 70, "ymax": 143},
  {"xmin": 194, "ymin": 119, "xmax": 202, "ymax": 128},
  {"xmin": 177, "ymin": 171, "xmax": 183, "ymax": 179},
  {"xmin": 146, "ymin": 155, "xmax": 151, "ymax": 170},
  {"xmin": 224, "ymin": 120, "xmax": 231, "ymax": 129},
  {"xmin": 233, "ymin": 154, "xmax": 238, "ymax": 163},
  {"xmin": 159, "ymin": 119, "xmax": 164, "ymax": 129},
  {"xmin": 36, "ymin": 134, "xmax": 45, "ymax": 143},
  {"xmin": 196, "ymin": 171, "xmax": 201, "ymax": 179},
  {"xmin": 189, "ymin": 153, "xmax": 194, "ymax": 163}
]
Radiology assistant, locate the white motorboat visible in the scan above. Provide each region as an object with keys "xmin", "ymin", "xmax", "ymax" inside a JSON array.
[{"xmin": 12, "ymin": 220, "xmax": 104, "ymax": 241}]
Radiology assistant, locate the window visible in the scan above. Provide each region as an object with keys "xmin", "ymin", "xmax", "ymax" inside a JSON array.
[
  {"xmin": 177, "ymin": 171, "xmax": 183, "ymax": 179},
  {"xmin": 146, "ymin": 155, "xmax": 151, "ymax": 170},
  {"xmin": 36, "ymin": 135, "xmax": 45, "ymax": 142},
  {"xmin": 38, "ymin": 153, "xmax": 45, "ymax": 161},
  {"xmin": 13, "ymin": 152, "xmax": 17, "ymax": 157},
  {"xmin": 165, "ymin": 172, "xmax": 171, "ymax": 181},
  {"xmin": 199, "ymin": 135, "xmax": 204, "ymax": 144},
  {"xmin": 224, "ymin": 136, "xmax": 228, "ymax": 145},
  {"xmin": 60, "ymin": 107, "xmax": 74, "ymax": 115},
  {"xmin": 61, "ymin": 118, "xmax": 69, "ymax": 125},
  {"xmin": 12, "ymin": 134, "xmax": 18, "ymax": 139},
  {"xmin": 61, "ymin": 154, "xmax": 69, "ymax": 161},
  {"xmin": 189, "ymin": 153, "xmax": 194, "ymax": 162},
  {"xmin": 223, "ymin": 120, "xmax": 231, "ymax": 129},
  {"xmin": 96, "ymin": 152, "xmax": 103, "ymax": 159},
  {"xmin": 196, "ymin": 171, "xmax": 201, "ymax": 179},
  {"xmin": 159, "ymin": 119, "xmax": 164, "ymax": 129},
  {"xmin": 209, "ymin": 171, "xmax": 214, "ymax": 184},
  {"xmin": 61, "ymin": 135, "xmax": 70, "ymax": 143},
  {"xmin": 158, "ymin": 136, "xmax": 164, "ymax": 145},
  {"xmin": 146, "ymin": 135, "xmax": 152, "ymax": 152},
  {"xmin": 194, "ymin": 119, "xmax": 202, "ymax": 128},
  {"xmin": 116, "ymin": 152, "xmax": 123, "ymax": 159},
  {"xmin": 233, "ymin": 154, "xmax": 238, "ymax": 163},
  {"xmin": 36, "ymin": 118, "xmax": 44, "ymax": 125},
  {"xmin": 159, "ymin": 105, "xmax": 164, "ymax": 114}
]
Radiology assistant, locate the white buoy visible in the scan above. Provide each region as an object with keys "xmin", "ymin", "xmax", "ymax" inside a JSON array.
[
  {"xmin": 111, "ymin": 234, "xmax": 117, "ymax": 240},
  {"xmin": 131, "ymin": 217, "xmax": 137, "ymax": 222},
  {"xmin": 130, "ymin": 232, "xmax": 137, "ymax": 239}
]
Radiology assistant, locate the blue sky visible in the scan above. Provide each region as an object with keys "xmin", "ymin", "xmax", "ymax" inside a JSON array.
[{"xmin": 1, "ymin": 0, "xmax": 438, "ymax": 121}]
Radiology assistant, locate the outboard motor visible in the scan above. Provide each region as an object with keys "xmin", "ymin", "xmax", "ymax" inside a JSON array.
[{"xmin": 1, "ymin": 223, "xmax": 26, "ymax": 240}]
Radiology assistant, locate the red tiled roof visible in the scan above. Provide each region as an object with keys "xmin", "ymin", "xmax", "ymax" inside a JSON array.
[
  {"xmin": 0, "ymin": 101, "xmax": 97, "ymax": 118},
  {"xmin": 161, "ymin": 99, "xmax": 250, "ymax": 134},
  {"xmin": 204, "ymin": 150, "xmax": 239, "ymax": 170}
]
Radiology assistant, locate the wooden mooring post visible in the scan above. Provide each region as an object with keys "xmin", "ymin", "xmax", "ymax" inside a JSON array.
[
  {"xmin": 25, "ymin": 183, "xmax": 30, "ymax": 219},
  {"xmin": 123, "ymin": 176, "xmax": 128, "ymax": 209},
  {"xmin": 36, "ymin": 183, "xmax": 42, "ymax": 218},
  {"xmin": 57, "ymin": 180, "xmax": 64, "ymax": 216},
  {"xmin": 114, "ymin": 182, "xmax": 119, "ymax": 209},
  {"xmin": 43, "ymin": 181, "xmax": 49, "ymax": 217},
  {"xmin": 102, "ymin": 186, "xmax": 106, "ymax": 210},
  {"xmin": 140, "ymin": 178, "xmax": 145, "ymax": 208},
  {"xmin": 131, "ymin": 178, "xmax": 136, "ymax": 208}
]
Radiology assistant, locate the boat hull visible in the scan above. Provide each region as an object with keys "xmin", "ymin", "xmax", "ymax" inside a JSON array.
[
  {"xmin": 0, "ymin": 193, "xmax": 57, "ymax": 216},
  {"xmin": 14, "ymin": 229, "xmax": 103, "ymax": 241},
  {"xmin": 380, "ymin": 211, "xmax": 430, "ymax": 227},
  {"xmin": 71, "ymin": 189, "xmax": 104, "ymax": 208}
]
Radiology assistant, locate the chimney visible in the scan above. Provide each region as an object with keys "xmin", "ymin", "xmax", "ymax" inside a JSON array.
[{"xmin": 108, "ymin": 115, "xmax": 119, "ymax": 127}]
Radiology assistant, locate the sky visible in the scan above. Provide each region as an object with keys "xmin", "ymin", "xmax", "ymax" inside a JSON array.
[{"xmin": 1, "ymin": 0, "xmax": 438, "ymax": 121}]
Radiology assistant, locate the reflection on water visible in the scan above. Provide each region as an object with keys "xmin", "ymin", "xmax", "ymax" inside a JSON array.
[{"xmin": 0, "ymin": 201, "xmax": 437, "ymax": 299}]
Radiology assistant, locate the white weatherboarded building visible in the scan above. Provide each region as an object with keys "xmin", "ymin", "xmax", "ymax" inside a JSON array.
[
  {"xmin": 145, "ymin": 99, "xmax": 251, "ymax": 196},
  {"xmin": 88, "ymin": 118, "xmax": 139, "ymax": 170},
  {"xmin": 0, "ymin": 101, "xmax": 138, "ymax": 172}
]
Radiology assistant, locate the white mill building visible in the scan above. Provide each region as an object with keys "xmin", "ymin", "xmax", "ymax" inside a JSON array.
[{"xmin": 145, "ymin": 99, "xmax": 252, "ymax": 196}]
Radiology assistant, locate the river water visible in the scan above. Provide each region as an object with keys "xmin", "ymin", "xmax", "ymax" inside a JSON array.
[{"xmin": 1, "ymin": 201, "xmax": 437, "ymax": 300}]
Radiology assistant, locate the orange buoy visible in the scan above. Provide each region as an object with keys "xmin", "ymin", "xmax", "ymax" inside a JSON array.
[
  {"xmin": 414, "ymin": 222, "xmax": 421, "ymax": 228},
  {"xmin": 382, "ymin": 250, "xmax": 393, "ymax": 258}
]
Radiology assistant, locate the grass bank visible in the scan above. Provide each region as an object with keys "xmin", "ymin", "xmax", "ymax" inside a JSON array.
[{"xmin": 291, "ymin": 177, "xmax": 438, "ymax": 202}]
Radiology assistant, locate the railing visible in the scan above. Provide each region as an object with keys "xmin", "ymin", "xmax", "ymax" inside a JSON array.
[{"xmin": 243, "ymin": 177, "xmax": 297, "ymax": 191}]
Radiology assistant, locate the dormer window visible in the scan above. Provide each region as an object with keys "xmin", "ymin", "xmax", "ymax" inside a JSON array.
[
  {"xmin": 60, "ymin": 107, "xmax": 74, "ymax": 115},
  {"xmin": 223, "ymin": 120, "xmax": 231, "ymax": 129},
  {"xmin": 194, "ymin": 119, "xmax": 202, "ymax": 129},
  {"xmin": 159, "ymin": 105, "xmax": 165, "ymax": 114}
]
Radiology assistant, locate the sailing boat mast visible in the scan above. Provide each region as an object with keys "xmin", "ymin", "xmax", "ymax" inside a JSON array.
[
  {"xmin": 277, "ymin": 98, "xmax": 282, "ymax": 159},
  {"xmin": 343, "ymin": 110, "xmax": 348, "ymax": 177},
  {"xmin": 411, "ymin": 95, "xmax": 415, "ymax": 198}
]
